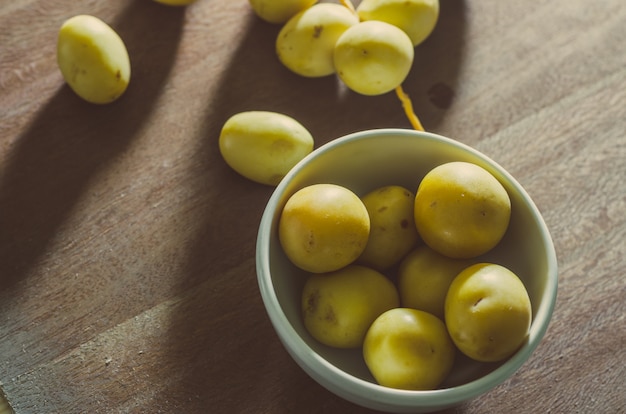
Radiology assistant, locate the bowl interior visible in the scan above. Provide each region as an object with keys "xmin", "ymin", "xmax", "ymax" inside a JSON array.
[{"xmin": 257, "ymin": 129, "xmax": 557, "ymax": 413}]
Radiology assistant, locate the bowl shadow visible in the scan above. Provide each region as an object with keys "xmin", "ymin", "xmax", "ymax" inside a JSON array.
[{"xmin": 163, "ymin": 1, "xmax": 469, "ymax": 413}]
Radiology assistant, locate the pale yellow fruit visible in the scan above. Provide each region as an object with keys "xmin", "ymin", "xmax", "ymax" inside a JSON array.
[
  {"xmin": 279, "ymin": 184, "xmax": 370, "ymax": 273},
  {"xmin": 57, "ymin": 15, "xmax": 130, "ymax": 104},
  {"xmin": 277, "ymin": 3, "xmax": 359, "ymax": 77},
  {"xmin": 249, "ymin": 0, "xmax": 318, "ymax": 24},
  {"xmin": 357, "ymin": 0, "xmax": 440, "ymax": 47},
  {"xmin": 333, "ymin": 20, "xmax": 414, "ymax": 96},
  {"xmin": 219, "ymin": 111, "xmax": 313, "ymax": 186},
  {"xmin": 363, "ymin": 308, "xmax": 455, "ymax": 390},
  {"xmin": 414, "ymin": 162, "xmax": 511, "ymax": 259},
  {"xmin": 302, "ymin": 265, "xmax": 399, "ymax": 348},
  {"xmin": 445, "ymin": 263, "xmax": 532, "ymax": 362},
  {"xmin": 152, "ymin": 0, "xmax": 197, "ymax": 5},
  {"xmin": 358, "ymin": 185, "xmax": 420, "ymax": 270},
  {"xmin": 398, "ymin": 244, "xmax": 473, "ymax": 320}
]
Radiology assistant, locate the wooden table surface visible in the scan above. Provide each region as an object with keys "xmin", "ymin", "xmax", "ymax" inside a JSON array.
[{"xmin": 1, "ymin": 0, "xmax": 625, "ymax": 413}]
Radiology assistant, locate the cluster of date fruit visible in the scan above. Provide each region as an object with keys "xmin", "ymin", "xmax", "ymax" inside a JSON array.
[
  {"xmin": 276, "ymin": 161, "xmax": 532, "ymax": 391},
  {"xmin": 250, "ymin": 0, "xmax": 439, "ymax": 101},
  {"xmin": 219, "ymin": 0, "xmax": 441, "ymax": 186}
]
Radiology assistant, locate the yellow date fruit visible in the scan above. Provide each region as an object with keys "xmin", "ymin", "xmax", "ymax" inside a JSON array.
[
  {"xmin": 302, "ymin": 265, "xmax": 399, "ymax": 348},
  {"xmin": 219, "ymin": 111, "xmax": 314, "ymax": 186},
  {"xmin": 249, "ymin": 0, "xmax": 318, "ymax": 24},
  {"xmin": 277, "ymin": 3, "xmax": 359, "ymax": 77},
  {"xmin": 363, "ymin": 308, "xmax": 455, "ymax": 390},
  {"xmin": 414, "ymin": 161, "xmax": 511, "ymax": 259},
  {"xmin": 398, "ymin": 244, "xmax": 474, "ymax": 320},
  {"xmin": 333, "ymin": 20, "xmax": 414, "ymax": 96},
  {"xmin": 358, "ymin": 185, "xmax": 420, "ymax": 270},
  {"xmin": 357, "ymin": 0, "xmax": 440, "ymax": 47},
  {"xmin": 57, "ymin": 15, "xmax": 131, "ymax": 104},
  {"xmin": 445, "ymin": 263, "xmax": 532, "ymax": 362},
  {"xmin": 279, "ymin": 183, "xmax": 370, "ymax": 273}
]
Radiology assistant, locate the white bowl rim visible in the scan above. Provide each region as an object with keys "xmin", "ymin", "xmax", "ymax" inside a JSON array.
[{"xmin": 256, "ymin": 128, "xmax": 558, "ymax": 411}]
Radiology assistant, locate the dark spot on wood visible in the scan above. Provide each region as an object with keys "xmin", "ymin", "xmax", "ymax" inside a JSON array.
[{"xmin": 428, "ymin": 82, "xmax": 455, "ymax": 109}]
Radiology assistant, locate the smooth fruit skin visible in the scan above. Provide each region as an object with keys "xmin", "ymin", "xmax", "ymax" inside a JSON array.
[
  {"xmin": 333, "ymin": 20, "xmax": 414, "ymax": 96},
  {"xmin": 414, "ymin": 161, "xmax": 511, "ymax": 259},
  {"xmin": 249, "ymin": 0, "xmax": 318, "ymax": 24},
  {"xmin": 302, "ymin": 265, "xmax": 399, "ymax": 348},
  {"xmin": 218, "ymin": 111, "xmax": 313, "ymax": 186},
  {"xmin": 277, "ymin": 3, "xmax": 359, "ymax": 77},
  {"xmin": 357, "ymin": 0, "xmax": 440, "ymax": 47},
  {"xmin": 445, "ymin": 263, "xmax": 532, "ymax": 362},
  {"xmin": 57, "ymin": 15, "xmax": 130, "ymax": 104},
  {"xmin": 358, "ymin": 185, "xmax": 420, "ymax": 270},
  {"xmin": 279, "ymin": 183, "xmax": 370, "ymax": 273},
  {"xmin": 398, "ymin": 244, "xmax": 473, "ymax": 320},
  {"xmin": 363, "ymin": 308, "xmax": 455, "ymax": 390}
]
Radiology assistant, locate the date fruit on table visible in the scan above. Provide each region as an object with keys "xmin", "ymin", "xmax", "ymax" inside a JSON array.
[
  {"xmin": 333, "ymin": 20, "xmax": 414, "ymax": 96},
  {"xmin": 445, "ymin": 263, "xmax": 532, "ymax": 362},
  {"xmin": 57, "ymin": 15, "xmax": 131, "ymax": 104},
  {"xmin": 357, "ymin": 0, "xmax": 440, "ymax": 47},
  {"xmin": 277, "ymin": 3, "xmax": 359, "ymax": 77},
  {"xmin": 302, "ymin": 265, "xmax": 399, "ymax": 348},
  {"xmin": 218, "ymin": 111, "xmax": 314, "ymax": 186},
  {"xmin": 249, "ymin": 0, "xmax": 318, "ymax": 24}
]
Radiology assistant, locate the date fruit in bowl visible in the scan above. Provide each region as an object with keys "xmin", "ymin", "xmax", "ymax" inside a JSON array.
[{"xmin": 256, "ymin": 129, "xmax": 557, "ymax": 413}]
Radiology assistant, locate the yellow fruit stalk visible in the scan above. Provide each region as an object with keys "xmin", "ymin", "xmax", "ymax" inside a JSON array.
[{"xmin": 57, "ymin": 15, "xmax": 131, "ymax": 104}]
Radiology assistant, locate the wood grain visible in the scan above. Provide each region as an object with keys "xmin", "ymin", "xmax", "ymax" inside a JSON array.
[{"xmin": 1, "ymin": 0, "xmax": 625, "ymax": 413}]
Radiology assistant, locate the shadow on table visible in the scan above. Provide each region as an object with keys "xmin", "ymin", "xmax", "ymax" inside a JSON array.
[
  {"xmin": 407, "ymin": 0, "xmax": 469, "ymax": 130},
  {"xmin": 164, "ymin": 0, "xmax": 469, "ymax": 412},
  {"xmin": 0, "ymin": 1, "xmax": 185, "ymax": 290}
]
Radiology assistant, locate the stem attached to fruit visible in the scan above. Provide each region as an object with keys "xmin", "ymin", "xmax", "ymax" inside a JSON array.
[
  {"xmin": 395, "ymin": 86, "xmax": 425, "ymax": 131},
  {"xmin": 339, "ymin": 0, "xmax": 425, "ymax": 131},
  {"xmin": 339, "ymin": 0, "xmax": 357, "ymax": 16}
]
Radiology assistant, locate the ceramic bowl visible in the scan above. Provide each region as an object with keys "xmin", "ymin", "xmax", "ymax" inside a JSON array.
[{"xmin": 256, "ymin": 129, "xmax": 558, "ymax": 413}]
